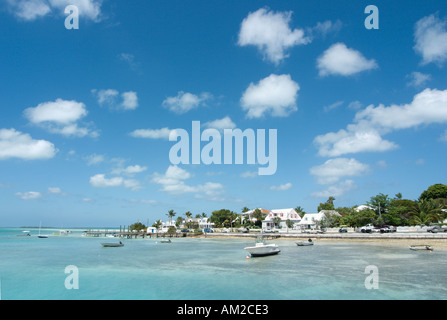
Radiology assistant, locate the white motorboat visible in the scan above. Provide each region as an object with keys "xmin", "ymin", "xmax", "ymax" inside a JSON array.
[
  {"xmin": 409, "ymin": 245, "xmax": 433, "ymax": 251},
  {"xmin": 244, "ymin": 237, "xmax": 280, "ymax": 257},
  {"xmin": 296, "ymin": 239, "xmax": 314, "ymax": 246}
]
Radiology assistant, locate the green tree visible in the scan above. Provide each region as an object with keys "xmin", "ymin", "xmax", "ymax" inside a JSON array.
[
  {"xmin": 409, "ymin": 199, "xmax": 441, "ymax": 226},
  {"xmin": 318, "ymin": 202, "xmax": 335, "ymax": 212},
  {"xmin": 241, "ymin": 206, "xmax": 250, "ymax": 213},
  {"xmin": 367, "ymin": 193, "xmax": 392, "ymax": 218},
  {"xmin": 129, "ymin": 222, "xmax": 146, "ymax": 231},
  {"xmin": 295, "ymin": 206, "xmax": 306, "ymax": 218},
  {"xmin": 327, "ymin": 196, "xmax": 335, "ymax": 205},
  {"xmin": 167, "ymin": 209, "xmax": 176, "ymax": 224},
  {"xmin": 152, "ymin": 220, "xmax": 162, "ymax": 230},
  {"xmin": 420, "ymin": 184, "xmax": 447, "ymax": 201},
  {"xmin": 210, "ymin": 209, "xmax": 238, "ymax": 228}
]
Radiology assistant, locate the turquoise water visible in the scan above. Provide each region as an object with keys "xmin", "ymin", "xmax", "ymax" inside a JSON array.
[{"xmin": 1, "ymin": 228, "xmax": 446, "ymax": 300}]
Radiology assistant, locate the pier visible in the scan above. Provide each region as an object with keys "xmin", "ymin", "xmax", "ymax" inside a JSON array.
[{"xmin": 84, "ymin": 229, "xmax": 185, "ymax": 239}]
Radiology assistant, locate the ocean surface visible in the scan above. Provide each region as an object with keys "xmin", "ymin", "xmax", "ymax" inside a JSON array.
[{"xmin": 0, "ymin": 227, "xmax": 446, "ymax": 300}]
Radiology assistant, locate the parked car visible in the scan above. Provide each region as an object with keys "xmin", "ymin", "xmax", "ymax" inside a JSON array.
[
  {"xmin": 427, "ymin": 226, "xmax": 447, "ymax": 233},
  {"xmin": 379, "ymin": 225, "xmax": 397, "ymax": 233},
  {"xmin": 360, "ymin": 224, "xmax": 377, "ymax": 233},
  {"xmin": 202, "ymin": 228, "xmax": 214, "ymax": 233},
  {"xmin": 338, "ymin": 225, "xmax": 348, "ymax": 233}
]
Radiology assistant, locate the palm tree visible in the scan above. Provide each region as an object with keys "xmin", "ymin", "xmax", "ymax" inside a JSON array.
[
  {"xmin": 167, "ymin": 209, "xmax": 176, "ymax": 226},
  {"xmin": 295, "ymin": 206, "xmax": 306, "ymax": 218},
  {"xmin": 409, "ymin": 199, "xmax": 441, "ymax": 226},
  {"xmin": 327, "ymin": 196, "xmax": 335, "ymax": 205}
]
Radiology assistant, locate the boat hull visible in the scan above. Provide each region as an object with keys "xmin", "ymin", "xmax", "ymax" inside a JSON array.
[
  {"xmin": 409, "ymin": 245, "xmax": 433, "ymax": 251},
  {"xmin": 101, "ymin": 243, "xmax": 124, "ymax": 247},
  {"xmin": 244, "ymin": 244, "xmax": 280, "ymax": 257},
  {"xmin": 296, "ymin": 242, "xmax": 313, "ymax": 246}
]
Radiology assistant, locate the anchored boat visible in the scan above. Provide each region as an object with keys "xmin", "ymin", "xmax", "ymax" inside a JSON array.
[
  {"xmin": 409, "ymin": 245, "xmax": 433, "ymax": 251},
  {"xmin": 101, "ymin": 242, "xmax": 124, "ymax": 247},
  {"xmin": 296, "ymin": 239, "xmax": 314, "ymax": 246},
  {"xmin": 244, "ymin": 236, "xmax": 280, "ymax": 257}
]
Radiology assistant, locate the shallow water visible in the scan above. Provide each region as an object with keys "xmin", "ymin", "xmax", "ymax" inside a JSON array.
[{"xmin": 0, "ymin": 228, "xmax": 446, "ymax": 300}]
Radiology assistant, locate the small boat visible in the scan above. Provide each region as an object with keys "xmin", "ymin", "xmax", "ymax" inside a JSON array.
[
  {"xmin": 101, "ymin": 242, "xmax": 124, "ymax": 247},
  {"xmin": 17, "ymin": 231, "xmax": 31, "ymax": 237},
  {"xmin": 160, "ymin": 239, "xmax": 172, "ymax": 243},
  {"xmin": 38, "ymin": 222, "xmax": 49, "ymax": 238},
  {"xmin": 410, "ymin": 245, "xmax": 433, "ymax": 251},
  {"xmin": 244, "ymin": 236, "xmax": 280, "ymax": 257},
  {"xmin": 296, "ymin": 239, "xmax": 314, "ymax": 246}
]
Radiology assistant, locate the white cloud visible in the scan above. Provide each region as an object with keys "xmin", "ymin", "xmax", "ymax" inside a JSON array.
[
  {"xmin": 203, "ymin": 116, "xmax": 236, "ymax": 131},
  {"xmin": 237, "ymin": 7, "xmax": 310, "ymax": 64},
  {"xmin": 414, "ymin": 14, "xmax": 447, "ymax": 65},
  {"xmin": 310, "ymin": 158, "xmax": 369, "ymax": 185},
  {"xmin": 152, "ymin": 165, "xmax": 225, "ymax": 200},
  {"xmin": 7, "ymin": 0, "xmax": 102, "ymax": 21},
  {"xmin": 16, "ymin": 191, "xmax": 42, "ymax": 200},
  {"xmin": 129, "ymin": 127, "xmax": 175, "ymax": 140},
  {"xmin": 354, "ymin": 88, "xmax": 447, "ymax": 130},
  {"xmin": 89, "ymin": 173, "xmax": 142, "ymax": 191},
  {"xmin": 121, "ymin": 91, "xmax": 138, "ymax": 110},
  {"xmin": 84, "ymin": 154, "xmax": 105, "ymax": 166},
  {"xmin": 90, "ymin": 174, "xmax": 123, "ymax": 188},
  {"xmin": 406, "ymin": 71, "xmax": 431, "ymax": 88},
  {"xmin": 24, "ymin": 98, "xmax": 97, "ymax": 137},
  {"xmin": 240, "ymin": 170, "xmax": 258, "ymax": 178},
  {"xmin": 8, "ymin": 0, "xmax": 51, "ymax": 21},
  {"xmin": 310, "ymin": 20, "xmax": 342, "ymax": 38},
  {"xmin": 24, "ymin": 99, "xmax": 87, "ymax": 124},
  {"xmin": 270, "ymin": 182, "xmax": 292, "ymax": 191},
  {"xmin": 314, "ymin": 88, "xmax": 447, "ymax": 156},
  {"xmin": 48, "ymin": 187, "xmax": 63, "ymax": 194},
  {"xmin": 317, "ymin": 43, "xmax": 378, "ymax": 77},
  {"xmin": 162, "ymin": 91, "xmax": 212, "ymax": 114},
  {"xmin": 112, "ymin": 165, "xmax": 147, "ymax": 176},
  {"xmin": 93, "ymin": 89, "xmax": 139, "ymax": 111},
  {"xmin": 0, "ymin": 128, "xmax": 56, "ymax": 160},
  {"xmin": 314, "ymin": 126, "xmax": 398, "ymax": 157},
  {"xmin": 311, "ymin": 179, "xmax": 356, "ymax": 198},
  {"xmin": 241, "ymin": 74, "xmax": 299, "ymax": 118}
]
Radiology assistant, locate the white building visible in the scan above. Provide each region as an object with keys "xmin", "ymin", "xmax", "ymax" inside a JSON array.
[
  {"xmin": 299, "ymin": 210, "xmax": 341, "ymax": 229},
  {"xmin": 241, "ymin": 208, "xmax": 271, "ymax": 223},
  {"xmin": 262, "ymin": 208, "xmax": 301, "ymax": 230}
]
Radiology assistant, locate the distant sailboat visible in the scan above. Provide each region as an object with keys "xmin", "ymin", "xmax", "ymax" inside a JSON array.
[{"xmin": 38, "ymin": 222, "xmax": 48, "ymax": 238}]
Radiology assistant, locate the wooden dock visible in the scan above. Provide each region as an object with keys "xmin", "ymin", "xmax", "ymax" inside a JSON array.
[{"xmin": 84, "ymin": 230, "xmax": 185, "ymax": 239}]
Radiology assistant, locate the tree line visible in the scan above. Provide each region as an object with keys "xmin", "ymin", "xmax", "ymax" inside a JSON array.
[{"xmin": 129, "ymin": 183, "xmax": 447, "ymax": 231}]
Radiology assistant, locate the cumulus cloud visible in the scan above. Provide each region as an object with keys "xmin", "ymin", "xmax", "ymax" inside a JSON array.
[
  {"xmin": 7, "ymin": 0, "xmax": 102, "ymax": 21},
  {"xmin": 310, "ymin": 158, "xmax": 369, "ymax": 185},
  {"xmin": 162, "ymin": 91, "xmax": 212, "ymax": 114},
  {"xmin": 15, "ymin": 191, "xmax": 42, "ymax": 200},
  {"xmin": 238, "ymin": 7, "xmax": 310, "ymax": 64},
  {"xmin": 89, "ymin": 173, "xmax": 142, "ymax": 191},
  {"xmin": 24, "ymin": 98, "xmax": 98, "ymax": 138},
  {"xmin": 317, "ymin": 43, "xmax": 378, "ymax": 77},
  {"xmin": 241, "ymin": 74, "xmax": 299, "ymax": 118},
  {"xmin": 314, "ymin": 88, "xmax": 447, "ymax": 157},
  {"xmin": 311, "ymin": 179, "xmax": 357, "ymax": 198},
  {"xmin": 151, "ymin": 165, "xmax": 225, "ymax": 200},
  {"xmin": 92, "ymin": 89, "xmax": 139, "ymax": 111},
  {"xmin": 129, "ymin": 127, "xmax": 176, "ymax": 140},
  {"xmin": 203, "ymin": 116, "xmax": 236, "ymax": 131},
  {"xmin": 270, "ymin": 182, "xmax": 292, "ymax": 191},
  {"xmin": 406, "ymin": 71, "xmax": 431, "ymax": 88},
  {"xmin": 0, "ymin": 128, "xmax": 56, "ymax": 160},
  {"xmin": 414, "ymin": 13, "xmax": 447, "ymax": 65}
]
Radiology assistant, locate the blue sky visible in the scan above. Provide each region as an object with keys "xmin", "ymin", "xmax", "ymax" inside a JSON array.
[{"xmin": 0, "ymin": 0, "xmax": 446, "ymax": 227}]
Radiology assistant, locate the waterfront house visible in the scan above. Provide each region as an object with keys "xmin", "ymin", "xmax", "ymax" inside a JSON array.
[
  {"xmin": 262, "ymin": 208, "xmax": 301, "ymax": 230},
  {"xmin": 299, "ymin": 210, "xmax": 341, "ymax": 230},
  {"xmin": 241, "ymin": 208, "xmax": 271, "ymax": 223}
]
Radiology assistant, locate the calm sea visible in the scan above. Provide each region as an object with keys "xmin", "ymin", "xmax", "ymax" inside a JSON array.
[{"xmin": 0, "ymin": 228, "xmax": 446, "ymax": 300}]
